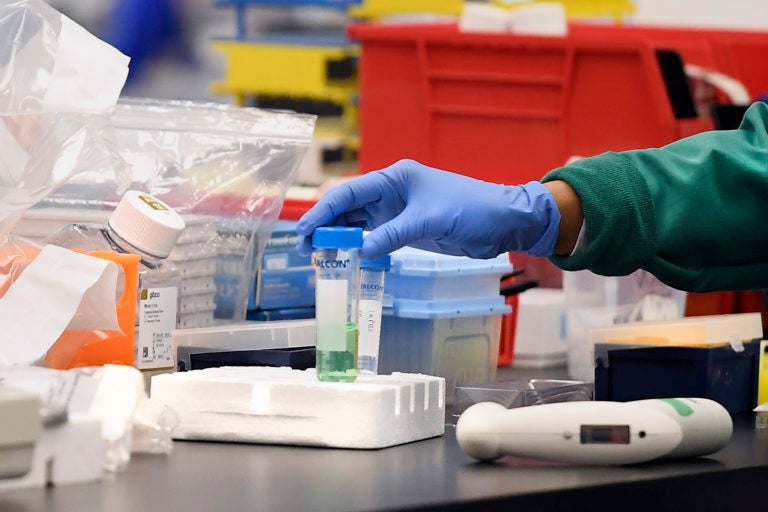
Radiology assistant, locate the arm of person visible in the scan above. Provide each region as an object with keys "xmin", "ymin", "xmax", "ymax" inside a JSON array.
[
  {"xmin": 542, "ymin": 180, "xmax": 583, "ymax": 256},
  {"xmin": 542, "ymin": 101, "xmax": 768, "ymax": 292}
]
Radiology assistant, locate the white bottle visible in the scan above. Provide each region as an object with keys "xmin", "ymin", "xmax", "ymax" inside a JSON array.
[{"xmin": 45, "ymin": 191, "xmax": 186, "ymax": 382}]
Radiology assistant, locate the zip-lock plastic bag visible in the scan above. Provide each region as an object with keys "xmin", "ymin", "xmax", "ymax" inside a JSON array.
[
  {"xmin": 1, "ymin": 1, "xmax": 314, "ymax": 373},
  {"xmin": 30, "ymin": 98, "xmax": 316, "ymax": 324}
]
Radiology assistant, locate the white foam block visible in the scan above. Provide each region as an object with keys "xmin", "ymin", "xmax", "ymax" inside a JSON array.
[
  {"xmin": 0, "ymin": 413, "xmax": 104, "ymax": 492},
  {"xmin": 151, "ymin": 367, "xmax": 445, "ymax": 449}
]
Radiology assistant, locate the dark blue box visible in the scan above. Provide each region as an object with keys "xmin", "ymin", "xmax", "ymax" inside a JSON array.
[
  {"xmin": 247, "ymin": 307, "xmax": 316, "ymax": 321},
  {"xmin": 189, "ymin": 347, "xmax": 316, "ymax": 371},
  {"xmin": 248, "ymin": 221, "xmax": 314, "ymax": 311},
  {"xmin": 594, "ymin": 339, "xmax": 761, "ymax": 414}
]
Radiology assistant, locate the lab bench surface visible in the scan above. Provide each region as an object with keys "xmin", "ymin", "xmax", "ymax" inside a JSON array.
[{"xmin": 2, "ymin": 368, "xmax": 767, "ymax": 512}]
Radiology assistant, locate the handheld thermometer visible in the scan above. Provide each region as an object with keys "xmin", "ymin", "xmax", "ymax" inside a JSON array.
[{"xmin": 455, "ymin": 398, "xmax": 732, "ymax": 465}]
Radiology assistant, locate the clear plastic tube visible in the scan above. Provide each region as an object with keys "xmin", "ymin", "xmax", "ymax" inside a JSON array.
[
  {"xmin": 312, "ymin": 227, "xmax": 362, "ymax": 382},
  {"xmin": 358, "ymin": 256, "xmax": 390, "ymax": 374}
]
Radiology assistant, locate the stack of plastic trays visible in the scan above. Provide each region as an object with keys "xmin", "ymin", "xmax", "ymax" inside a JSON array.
[
  {"xmin": 378, "ymin": 247, "xmax": 512, "ymax": 401},
  {"xmin": 168, "ymin": 215, "xmax": 220, "ymax": 329}
]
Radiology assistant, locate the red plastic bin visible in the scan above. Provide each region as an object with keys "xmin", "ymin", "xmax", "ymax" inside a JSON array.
[
  {"xmin": 279, "ymin": 197, "xmax": 317, "ymax": 221},
  {"xmin": 568, "ymin": 24, "xmax": 768, "ymax": 102},
  {"xmin": 498, "ymin": 279, "xmax": 519, "ymax": 368},
  {"xmin": 349, "ymin": 22, "xmax": 750, "ymax": 184}
]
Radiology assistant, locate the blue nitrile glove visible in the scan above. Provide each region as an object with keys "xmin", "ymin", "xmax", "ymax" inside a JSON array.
[{"xmin": 296, "ymin": 159, "xmax": 561, "ymax": 260}]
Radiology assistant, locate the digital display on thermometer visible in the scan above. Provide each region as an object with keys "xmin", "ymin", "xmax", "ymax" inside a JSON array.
[{"xmin": 580, "ymin": 425, "xmax": 631, "ymax": 444}]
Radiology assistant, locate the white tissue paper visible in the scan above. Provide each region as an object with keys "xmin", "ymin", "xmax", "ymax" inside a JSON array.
[{"xmin": 0, "ymin": 244, "xmax": 120, "ymax": 366}]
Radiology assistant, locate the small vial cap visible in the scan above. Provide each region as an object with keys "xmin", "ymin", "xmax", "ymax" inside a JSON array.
[
  {"xmin": 312, "ymin": 227, "xmax": 363, "ymax": 249},
  {"xmin": 108, "ymin": 190, "xmax": 186, "ymax": 258},
  {"xmin": 361, "ymin": 255, "xmax": 391, "ymax": 271}
]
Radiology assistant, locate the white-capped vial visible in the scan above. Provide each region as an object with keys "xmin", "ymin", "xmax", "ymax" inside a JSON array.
[
  {"xmin": 312, "ymin": 227, "xmax": 363, "ymax": 382},
  {"xmin": 358, "ymin": 255, "xmax": 390, "ymax": 375},
  {"xmin": 45, "ymin": 191, "xmax": 185, "ymax": 384}
]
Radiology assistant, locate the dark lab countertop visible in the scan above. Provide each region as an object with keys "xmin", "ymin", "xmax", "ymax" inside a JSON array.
[{"xmin": 2, "ymin": 367, "xmax": 766, "ymax": 512}]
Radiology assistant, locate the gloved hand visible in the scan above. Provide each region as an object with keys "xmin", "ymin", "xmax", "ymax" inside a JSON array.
[{"xmin": 296, "ymin": 159, "xmax": 561, "ymax": 260}]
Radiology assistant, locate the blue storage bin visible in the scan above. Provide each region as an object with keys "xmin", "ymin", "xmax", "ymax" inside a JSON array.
[
  {"xmin": 379, "ymin": 295, "xmax": 511, "ymax": 400},
  {"xmin": 385, "ymin": 246, "xmax": 512, "ymax": 301},
  {"xmin": 594, "ymin": 340, "xmax": 762, "ymax": 414},
  {"xmin": 249, "ymin": 221, "xmax": 314, "ymax": 311}
]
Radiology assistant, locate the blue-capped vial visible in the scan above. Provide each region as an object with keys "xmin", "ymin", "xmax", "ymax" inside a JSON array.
[
  {"xmin": 358, "ymin": 255, "xmax": 391, "ymax": 375},
  {"xmin": 311, "ymin": 227, "xmax": 363, "ymax": 382}
]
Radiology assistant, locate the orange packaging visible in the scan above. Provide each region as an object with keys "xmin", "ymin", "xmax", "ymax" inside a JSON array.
[{"xmin": 44, "ymin": 250, "xmax": 141, "ymax": 369}]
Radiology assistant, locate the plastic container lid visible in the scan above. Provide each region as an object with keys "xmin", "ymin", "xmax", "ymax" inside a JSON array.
[
  {"xmin": 389, "ymin": 246, "xmax": 512, "ymax": 277},
  {"xmin": 384, "ymin": 296, "xmax": 511, "ymax": 319},
  {"xmin": 108, "ymin": 190, "xmax": 186, "ymax": 258},
  {"xmin": 312, "ymin": 227, "xmax": 363, "ymax": 249},
  {"xmin": 361, "ymin": 255, "xmax": 391, "ymax": 271}
]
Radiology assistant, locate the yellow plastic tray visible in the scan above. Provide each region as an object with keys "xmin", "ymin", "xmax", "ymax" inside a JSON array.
[
  {"xmin": 211, "ymin": 40, "xmax": 358, "ymax": 105},
  {"xmin": 349, "ymin": 0, "xmax": 464, "ymax": 19}
]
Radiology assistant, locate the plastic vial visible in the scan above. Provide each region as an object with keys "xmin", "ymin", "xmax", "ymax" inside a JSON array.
[
  {"xmin": 312, "ymin": 227, "xmax": 363, "ymax": 383},
  {"xmin": 358, "ymin": 255, "xmax": 390, "ymax": 375},
  {"xmin": 45, "ymin": 191, "xmax": 186, "ymax": 382}
]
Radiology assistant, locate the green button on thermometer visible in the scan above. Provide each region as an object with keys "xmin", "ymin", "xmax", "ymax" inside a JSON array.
[{"xmin": 455, "ymin": 398, "xmax": 733, "ymax": 465}]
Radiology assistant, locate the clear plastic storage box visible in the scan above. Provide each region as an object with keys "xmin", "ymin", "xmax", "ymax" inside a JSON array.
[
  {"xmin": 173, "ymin": 319, "xmax": 316, "ymax": 372},
  {"xmin": 379, "ymin": 299, "xmax": 508, "ymax": 401},
  {"xmin": 378, "ymin": 246, "xmax": 512, "ymax": 401},
  {"xmin": 451, "ymin": 379, "xmax": 594, "ymax": 425},
  {"xmin": 385, "ymin": 247, "xmax": 512, "ymax": 301}
]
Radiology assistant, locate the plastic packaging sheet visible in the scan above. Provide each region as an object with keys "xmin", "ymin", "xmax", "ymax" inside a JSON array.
[
  {"xmin": 0, "ymin": 0, "xmax": 130, "ymax": 367},
  {"xmin": 451, "ymin": 379, "xmax": 594, "ymax": 426},
  {"xmin": 34, "ymin": 98, "xmax": 316, "ymax": 322},
  {"xmin": 0, "ymin": 0, "xmax": 129, "ymax": 113},
  {"xmin": 0, "ymin": 112, "xmax": 120, "ymax": 237},
  {"xmin": 1, "ymin": 1, "xmax": 315, "ymax": 333},
  {"xmin": 564, "ymin": 269, "xmax": 688, "ymax": 382},
  {"xmin": 0, "ymin": 0, "xmax": 127, "ymax": 249}
]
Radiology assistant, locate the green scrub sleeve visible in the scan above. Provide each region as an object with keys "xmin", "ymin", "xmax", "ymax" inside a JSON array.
[{"xmin": 542, "ymin": 101, "xmax": 768, "ymax": 292}]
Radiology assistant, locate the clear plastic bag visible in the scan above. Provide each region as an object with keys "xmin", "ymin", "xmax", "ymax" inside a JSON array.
[
  {"xmin": 2, "ymin": 1, "xmax": 314, "ymax": 343},
  {"xmin": 0, "ymin": 0, "xmax": 130, "ymax": 366},
  {"xmin": 0, "ymin": 0, "xmax": 128, "ymax": 113},
  {"xmin": 0, "ymin": 111, "xmax": 120, "ymax": 237},
  {"xmin": 1, "ymin": 0, "xmax": 126, "ymax": 241},
  {"xmin": 32, "ymin": 97, "xmax": 316, "ymax": 323}
]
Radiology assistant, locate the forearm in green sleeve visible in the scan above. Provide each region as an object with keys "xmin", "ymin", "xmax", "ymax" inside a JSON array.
[
  {"xmin": 542, "ymin": 101, "xmax": 768, "ymax": 292},
  {"xmin": 542, "ymin": 150, "xmax": 656, "ymax": 277}
]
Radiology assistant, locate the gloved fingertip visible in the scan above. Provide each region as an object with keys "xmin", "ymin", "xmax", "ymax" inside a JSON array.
[
  {"xmin": 360, "ymin": 236, "xmax": 390, "ymax": 261},
  {"xmin": 295, "ymin": 234, "xmax": 314, "ymax": 256},
  {"xmin": 295, "ymin": 221, "xmax": 309, "ymax": 237},
  {"xmin": 295, "ymin": 211, "xmax": 319, "ymax": 236}
]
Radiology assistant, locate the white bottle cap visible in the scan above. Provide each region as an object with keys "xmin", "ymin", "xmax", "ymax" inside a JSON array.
[{"xmin": 108, "ymin": 190, "xmax": 186, "ymax": 258}]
